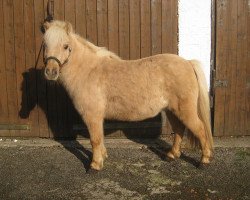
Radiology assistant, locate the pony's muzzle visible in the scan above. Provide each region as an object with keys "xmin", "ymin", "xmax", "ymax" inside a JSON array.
[{"xmin": 44, "ymin": 67, "xmax": 59, "ymax": 80}]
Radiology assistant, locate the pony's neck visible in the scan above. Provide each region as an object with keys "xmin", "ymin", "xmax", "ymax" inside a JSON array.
[
  {"xmin": 59, "ymin": 33, "xmax": 120, "ymax": 94},
  {"xmin": 62, "ymin": 34, "xmax": 101, "ymax": 73},
  {"xmin": 73, "ymin": 34, "xmax": 121, "ymax": 61},
  {"xmin": 61, "ymin": 33, "xmax": 121, "ymax": 76}
]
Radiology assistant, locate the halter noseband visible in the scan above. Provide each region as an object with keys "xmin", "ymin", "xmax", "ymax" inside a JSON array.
[
  {"xmin": 44, "ymin": 56, "xmax": 64, "ymax": 67},
  {"xmin": 44, "ymin": 48, "xmax": 71, "ymax": 67}
]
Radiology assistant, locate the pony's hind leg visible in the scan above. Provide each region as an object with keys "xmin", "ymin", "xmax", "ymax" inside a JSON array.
[
  {"xmin": 173, "ymin": 101, "xmax": 212, "ymax": 164},
  {"xmin": 187, "ymin": 119, "xmax": 212, "ymax": 164},
  {"xmin": 167, "ymin": 132, "xmax": 184, "ymax": 159},
  {"xmin": 166, "ymin": 112, "xmax": 185, "ymax": 159}
]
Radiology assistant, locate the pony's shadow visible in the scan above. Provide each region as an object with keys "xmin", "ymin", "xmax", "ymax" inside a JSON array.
[
  {"xmin": 19, "ymin": 68, "xmax": 92, "ymax": 170},
  {"xmin": 19, "ymin": 67, "xmax": 199, "ymax": 171},
  {"xmin": 146, "ymin": 141, "xmax": 199, "ymax": 168},
  {"xmin": 121, "ymin": 114, "xmax": 200, "ymax": 168}
]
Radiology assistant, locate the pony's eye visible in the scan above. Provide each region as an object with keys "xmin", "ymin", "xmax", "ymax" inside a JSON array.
[{"xmin": 64, "ymin": 44, "xmax": 69, "ymax": 50}]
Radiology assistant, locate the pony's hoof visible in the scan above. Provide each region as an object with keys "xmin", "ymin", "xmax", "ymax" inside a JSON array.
[
  {"xmin": 103, "ymin": 152, "xmax": 108, "ymax": 159},
  {"xmin": 165, "ymin": 152, "xmax": 176, "ymax": 162},
  {"xmin": 87, "ymin": 168, "xmax": 99, "ymax": 174},
  {"xmin": 166, "ymin": 152, "xmax": 176, "ymax": 160},
  {"xmin": 90, "ymin": 161, "xmax": 103, "ymax": 171},
  {"xmin": 198, "ymin": 162, "xmax": 210, "ymax": 170},
  {"xmin": 167, "ymin": 151, "xmax": 181, "ymax": 159},
  {"xmin": 201, "ymin": 156, "xmax": 211, "ymax": 164}
]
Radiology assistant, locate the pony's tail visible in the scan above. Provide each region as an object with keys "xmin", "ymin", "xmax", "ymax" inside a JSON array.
[{"xmin": 188, "ymin": 60, "xmax": 213, "ymax": 150}]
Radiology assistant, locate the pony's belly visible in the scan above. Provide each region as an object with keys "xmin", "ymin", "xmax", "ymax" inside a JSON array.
[
  {"xmin": 105, "ymin": 110, "xmax": 161, "ymax": 121},
  {"xmin": 105, "ymin": 98, "xmax": 168, "ymax": 121},
  {"xmin": 105, "ymin": 110, "xmax": 160, "ymax": 121}
]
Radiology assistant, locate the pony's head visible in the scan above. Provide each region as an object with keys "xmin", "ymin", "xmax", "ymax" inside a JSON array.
[{"xmin": 42, "ymin": 20, "xmax": 73, "ymax": 81}]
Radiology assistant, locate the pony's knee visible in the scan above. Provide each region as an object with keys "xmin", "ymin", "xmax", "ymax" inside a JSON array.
[{"xmin": 91, "ymin": 138, "xmax": 102, "ymax": 148}]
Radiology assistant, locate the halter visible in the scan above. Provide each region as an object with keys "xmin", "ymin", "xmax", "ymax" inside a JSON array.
[{"xmin": 44, "ymin": 48, "xmax": 71, "ymax": 67}]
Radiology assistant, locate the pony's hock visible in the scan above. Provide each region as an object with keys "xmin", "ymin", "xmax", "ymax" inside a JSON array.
[{"xmin": 42, "ymin": 20, "xmax": 213, "ymax": 171}]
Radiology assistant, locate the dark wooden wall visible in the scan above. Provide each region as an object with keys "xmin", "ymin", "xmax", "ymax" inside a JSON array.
[
  {"xmin": 0, "ymin": 0, "xmax": 178, "ymax": 138},
  {"xmin": 213, "ymin": 0, "xmax": 250, "ymax": 136}
]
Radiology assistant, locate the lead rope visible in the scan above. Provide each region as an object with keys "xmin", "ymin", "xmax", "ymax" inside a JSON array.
[
  {"xmin": 46, "ymin": 0, "xmax": 54, "ymax": 22},
  {"xmin": 33, "ymin": 1, "xmax": 54, "ymax": 109},
  {"xmin": 35, "ymin": 0, "xmax": 54, "ymax": 70}
]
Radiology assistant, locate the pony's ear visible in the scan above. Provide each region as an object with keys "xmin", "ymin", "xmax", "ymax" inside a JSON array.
[
  {"xmin": 41, "ymin": 21, "xmax": 51, "ymax": 34},
  {"xmin": 64, "ymin": 22, "xmax": 73, "ymax": 34}
]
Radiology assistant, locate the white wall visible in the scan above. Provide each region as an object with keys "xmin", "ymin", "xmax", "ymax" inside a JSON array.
[{"xmin": 178, "ymin": 0, "xmax": 211, "ymax": 87}]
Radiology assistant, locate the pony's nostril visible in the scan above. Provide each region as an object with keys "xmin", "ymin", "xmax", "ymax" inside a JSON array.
[
  {"xmin": 45, "ymin": 68, "xmax": 50, "ymax": 75},
  {"xmin": 52, "ymin": 68, "xmax": 58, "ymax": 76}
]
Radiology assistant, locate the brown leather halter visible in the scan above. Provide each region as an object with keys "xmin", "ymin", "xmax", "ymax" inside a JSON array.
[{"xmin": 44, "ymin": 48, "xmax": 71, "ymax": 67}]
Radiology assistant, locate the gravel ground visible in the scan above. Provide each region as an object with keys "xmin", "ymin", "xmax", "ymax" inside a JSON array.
[{"xmin": 0, "ymin": 141, "xmax": 249, "ymax": 200}]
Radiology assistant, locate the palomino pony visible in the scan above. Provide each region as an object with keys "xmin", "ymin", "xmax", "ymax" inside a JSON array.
[{"xmin": 42, "ymin": 20, "xmax": 213, "ymax": 171}]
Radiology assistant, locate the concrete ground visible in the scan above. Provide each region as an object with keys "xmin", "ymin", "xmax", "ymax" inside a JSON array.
[{"xmin": 0, "ymin": 137, "xmax": 249, "ymax": 200}]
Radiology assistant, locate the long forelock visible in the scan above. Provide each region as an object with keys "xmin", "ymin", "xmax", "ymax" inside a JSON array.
[{"xmin": 44, "ymin": 27, "xmax": 68, "ymax": 47}]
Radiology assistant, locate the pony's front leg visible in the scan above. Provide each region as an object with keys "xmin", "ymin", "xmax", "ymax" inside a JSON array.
[{"xmin": 85, "ymin": 119, "xmax": 107, "ymax": 171}]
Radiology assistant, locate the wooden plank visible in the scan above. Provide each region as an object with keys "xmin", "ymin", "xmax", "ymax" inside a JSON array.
[
  {"xmin": 0, "ymin": 124, "xmax": 30, "ymax": 130},
  {"xmin": 107, "ymin": 0, "xmax": 119, "ymax": 55},
  {"xmin": 97, "ymin": 0, "xmax": 108, "ymax": 47},
  {"xmin": 65, "ymin": 0, "xmax": 75, "ymax": 28},
  {"xmin": 43, "ymin": 0, "xmax": 58, "ymax": 137},
  {"xmin": 140, "ymin": 0, "xmax": 151, "ymax": 58},
  {"xmin": 162, "ymin": 0, "xmax": 178, "ymax": 134},
  {"xmin": 129, "ymin": 0, "xmax": 140, "ymax": 59},
  {"xmin": 52, "ymin": 0, "xmax": 68, "ymax": 138},
  {"xmin": 107, "ymin": 0, "xmax": 121, "ymax": 138},
  {"xmin": 214, "ymin": 0, "xmax": 229, "ymax": 136},
  {"xmin": 53, "ymin": 0, "xmax": 64, "ymax": 20},
  {"xmin": 223, "ymin": 0, "xmax": 238, "ymax": 136},
  {"xmin": 43, "ymin": 0, "xmax": 47, "ymax": 17},
  {"xmin": 151, "ymin": 0, "xmax": 162, "ymax": 55},
  {"xmin": 86, "ymin": 0, "xmax": 97, "ymax": 44},
  {"xmin": 45, "ymin": 0, "xmax": 68, "ymax": 138},
  {"xmin": 13, "ymin": 0, "xmax": 29, "ymax": 137},
  {"xmin": 162, "ymin": 0, "xmax": 173, "ymax": 53},
  {"xmin": 75, "ymin": 0, "xmax": 87, "ymax": 132},
  {"xmin": 210, "ymin": 0, "xmax": 216, "ymax": 122},
  {"xmin": 162, "ymin": 0, "xmax": 179, "ymax": 54},
  {"xmin": 75, "ymin": 0, "xmax": 87, "ymax": 38},
  {"xmin": 247, "ymin": 0, "xmax": 250, "ymax": 135},
  {"xmin": 0, "ymin": 0, "xmax": 9, "ymax": 136},
  {"xmin": 3, "ymin": 0, "xmax": 18, "ymax": 136},
  {"xmin": 171, "ymin": 0, "xmax": 178, "ymax": 54},
  {"xmin": 118, "ymin": 0, "xmax": 129, "ymax": 59},
  {"xmin": 24, "ymin": 0, "xmax": 39, "ymax": 137},
  {"xmin": 235, "ymin": 0, "xmax": 248, "ymax": 135},
  {"xmin": 60, "ymin": 0, "xmax": 75, "ymax": 138},
  {"xmin": 34, "ymin": 0, "xmax": 49, "ymax": 137}
]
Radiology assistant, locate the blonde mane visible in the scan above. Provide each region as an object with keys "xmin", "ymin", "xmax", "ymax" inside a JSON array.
[{"xmin": 74, "ymin": 34, "xmax": 121, "ymax": 60}]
